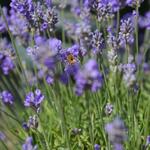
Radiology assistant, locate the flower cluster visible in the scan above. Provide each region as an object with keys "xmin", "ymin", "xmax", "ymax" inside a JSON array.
[
  {"xmin": 139, "ymin": 11, "xmax": 150, "ymax": 30},
  {"xmin": 23, "ymin": 115, "xmax": 38, "ymax": 131},
  {"xmin": 126, "ymin": 0, "xmax": 144, "ymax": 7},
  {"xmin": 91, "ymin": 30, "xmax": 104, "ymax": 54},
  {"xmin": 10, "ymin": 0, "xmax": 58, "ymax": 32},
  {"xmin": 0, "ymin": 39, "xmax": 15, "ymax": 75},
  {"xmin": 24, "ymin": 89, "xmax": 44, "ymax": 109},
  {"xmin": 119, "ymin": 63, "xmax": 136, "ymax": 87},
  {"xmin": 0, "ymin": 91, "xmax": 14, "ymax": 105},
  {"xmin": 95, "ymin": 1, "xmax": 114, "ymax": 22},
  {"xmin": 75, "ymin": 59, "xmax": 103, "ymax": 95},
  {"xmin": 22, "ymin": 137, "xmax": 37, "ymax": 150},
  {"xmin": 105, "ymin": 117, "xmax": 127, "ymax": 150},
  {"xmin": 118, "ymin": 18, "xmax": 134, "ymax": 47}
]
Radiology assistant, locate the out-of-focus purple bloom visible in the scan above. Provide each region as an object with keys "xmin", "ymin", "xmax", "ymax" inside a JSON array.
[
  {"xmin": 0, "ymin": 39, "xmax": 15, "ymax": 75},
  {"xmin": 91, "ymin": 30, "xmax": 104, "ymax": 54},
  {"xmin": 105, "ymin": 103, "xmax": 113, "ymax": 115},
  {"xmin": 107, "ymin": 27, "xmax": 119, "ymax": 51},
  {"xmin": 118, "ymin": 18, "xmax": 134, "ymax": 47},
  {"xmin": 75, "ymin": 59, "xmax": 103, "ymax": 95},
  {"xmin": 24, "ymin": 89, "xmax": 44, "ymax": 108},
  {"xmin": 0, "ymin": 7, "xmax": 8, "ymax": 32},
  {"xmin": 0, "ymin": 132, "xmax": 6, "ymax": 141},
  {"xmin": 9, "ymin": 9, "xmax": 29, "ymax": 37},
  {"xmin": 0, "ymin": 91, "xmax": 14, "ymax": 105},
  {"xmin": 44, "ymin": 0, "xmax": 52, "ymax": 7},
  {"xmin": 66, "ymin": 21, "xmax": 91, "ymax": 51},
  {"xmin": 143, "ymin": 63, "xmax": 150, "ymax": 73},
  {"xmin": 44, "ymin": 56, "xmax": 57, "ymax": 70},
  {"xmin": 46, "ymin": 75, "xmax": 54, "ymax": 85},
  {"xmin": 27, "ymin": 37, "xmax": 62, "ymax": 71},
  {"xmin": 139, "ymin": 11, "xmax": 150, "ymax": 30},
  {"xmin": 105, "ymin": 117, "xmax": 127, "ymax": 149},
  {"xmin": 48, "ymin": 38, "xmax": 62, "ymax": 54},
  {"xmin": 119, "ymin": 63, "xmax": 136, "ymax": 87},
  {"xmin": 146, "ymin": 135, "xmax": 150, "ymax": 145},
  {"xmin": 114, "ymin": 143, "xmax": 123, "ymax": 150},
  {"xmin": 1, "ymin": 56, "xmax": 15, "ymax": 75},
  {"xmin": 22, "ymin": 137, "xmax": 37, "ymax": 150},
  {"xmin": 94, "ymin": 144, "xmax": 100, "ymax": 150},
  {"xmin": 60, "ymin": 72, "xmax": 69, "ymax": 84},
  {"xmin": 126, "ymin": 0, "xmax": 144, "ymax": 7}
]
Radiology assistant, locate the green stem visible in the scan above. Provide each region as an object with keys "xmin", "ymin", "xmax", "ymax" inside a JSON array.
[
  {"xmin": 116, "ymin": 11, "xmax": 120, "ymax": 37},
  {"xmin": 85, "ymin": 92, "xmax": 94, "ymax": 148}
]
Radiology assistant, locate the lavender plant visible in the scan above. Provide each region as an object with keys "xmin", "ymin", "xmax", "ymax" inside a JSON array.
[{"xmin": 0, "ymin": 0, "xmax": 150, "ymax": 149}]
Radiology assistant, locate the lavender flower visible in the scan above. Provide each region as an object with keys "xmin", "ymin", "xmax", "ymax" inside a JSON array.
[
  {"xmin": 1, "ymin": 56, "xmax": 15, "ymax": 75},
  {"xmin": 139, "ymin": 11, "xmax": 150, "ymax": 30},
  {"xmin": 126, "ymin": 0, "xmax": 144, "ymax": 7},
  {"xmin": 0, "ymin": 39, "xmax": 15, "ymax": 75},
  {"xmin": 46, "ymin": 75, "xmax": 54, "ymax": 85},
  {"xmin": 22, "ymin": 137, "xmax": 37, "ymax": 150},
  {"xmin": 0, "ymin": 132, "xmax": 6, "ymax": 141},
  {"xmin": 0, "ymin": 7, "xmax": 8, "ymax": 32},
  {"xmin": 91, "ymin": 30, "xmax": 104, "ymax": 54},
  {"xmin": 94, "ymin": 144, "xmax": 100, "ymax": 150},
  {"xmin": 0, "ymin": 91, "xmax": 14, "ymax": 105},
  {"xmin": 118, "ymin": 18, "xmax": 134, "ymax": 47},
  {"xmin": 22, "ymin": 115, "xmax": 38, "ymax": 131},
  {"xmin": 40, "ymin": 7, "xmax": 58, "ymax": 32},
  {"xmin": 107, "ymin": 27, "xmax": 119, "ymax": 51},
  {"xmin": 105, "ymin": 117, "xmax": 127, "ymax": 150},
  {"xmin": 95, "ymin": 1, "xmax": 114, "ymax": 22},
  {"xmin": 105, "ymin": 103, "xmax": 113, "ymax": 115},
  {"xmin": 10, "ymin": 0, "xmax": 34, "ymax": 21},
  {"xmin": 9, "ymin": 9, "xmax": 29, "ymax": 41},
  {"xmin": 119, "ymin": 63, "xmax": 136, "ymax": 87},
  {"xmin": 75, "ymin": 59, "xmax": 103, "ymax": 95},
  {"xmin": 24, "ymin": 89, "xmax": 44, "ymax": 108},
  {"xmin": 28, "ymin": 115, "xmax": 38, "ymax": 129},
  {"xmin": 146, "ymin": 136, "xmax": 150, "ymax": 146},
  {"xmin": 66, "ymin": 21, "xmax": 91, "ymax": 50},
  {"xmin": 27, "ymin": 37, "xmax": 62, "ymax": 72}
]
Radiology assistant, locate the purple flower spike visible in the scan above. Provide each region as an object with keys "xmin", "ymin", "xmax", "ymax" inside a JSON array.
[
  {"xmin": 146, "ymin": 135, "xmax": 150, "ymax": 145},
  {"xmin": 22, "ymin": 137, "xmax": 37, "ymax": 150},
  {"xmin": 75, "ymin": 59, "xmax": 103, "ymax": 95},
  {"xmin": 0, "ymin": 132, "xmax": 6, "ymax": 141},
  {"xmin": 46, "ymin": 75, "xmax": 54, "ymax": 85},
  {"xmin": 94, "ymin": 144, "xmax": 100, "ymax": 150},
  {"xmin": 0, "ymin": 91, "xmax": 14, "ymax": 105},
  {"xmin": 24, "ymin": 89, "xmax": 44, "ymax": 108},
  {"xmin": 118, "ymin": 18, "xmax": 134, "ymax": 47},
  {"xmin": 105, "ymin": 117, "xmax": 127, "ymax": 150},
  {"xmin": 1, "ymin": 56, "xmax": 15, "ymax": 75}
]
